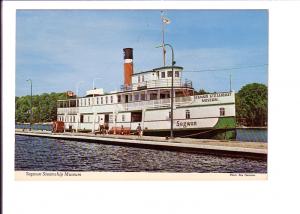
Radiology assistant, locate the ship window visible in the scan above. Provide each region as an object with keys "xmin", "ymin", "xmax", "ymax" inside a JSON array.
[
  {"xmin": 186, "ymin": 110, "xmax": 190, "ymax": 119},
  {"xmin": 88, "ymin": 98, "xmax": 90, "ymax": 106},
  {"xmin": 109, "ymin": 114, "xmax": 113, "ymax": 123},
  {"xmin": 105, "ymin": 96, "xmax": 108, "ymax": 104},
  {"xmin": 122, "ymin": 114, "xmax": 125, "ymax": 122},
  {"xmin": 118, "ymin": 95, "xmax": 121, "ymax": 103},
  {"xmin": 161, "ymin": 71, "xmax": 165, "ymax": 78},
  {"xmin": 70, "ymin": 100, "xmax": 76, "ymax": 107},
  {"xmin": 131, "ymin": 112, "xmax": 142, "ymax": 122},
  {"xmin": 220, "ymin": 107, "xmax": 225, "ymax": 116},
  {"xmin": 101, "ymin": 97, "xmax": 103, "ymax": 104},
  {"xmin": 138, "ymin": 76, "xmax": 140, "ymax": 83},
  {"xmin": 134, "ymin": 93, "xmax": 139, "ymax": 101},
  {"xmin": 167, "ymin": 71, "xmax": 172, "ymax": 77},
  {"xmin": 150, "ymin": 93, "xmax": 157, "ymax": 100},
  {"xmin": 97, "ymin": 97, "xmax": 99, "ymax": 105},
  {"xmin": 169, "ymin": 111, "xmax": 171, "ymax": 119},
  {"xmin": 142, "ymin": 75, "xmax": 144, "ymax": 82},
  {"xmin": 111, "ymin": 96, "xmax": 113, "ymax": 103},
  {"xmin": 129, "ymin": 94, "xmax": 132, "ymax": 102},
  {"xmin": 175, "ymin": 71, "xmax": 179, "ymax": 77},
  {"xmin": 141, "ymin": 92, "xmax": 146, "ymax": 101},
  {"xmin": 84, "ymin": 99, "xmax": 86, "ymax": 106}
]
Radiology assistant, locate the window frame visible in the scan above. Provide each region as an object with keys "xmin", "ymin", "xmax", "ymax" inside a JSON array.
[
  {"xmin": 186, "ymin": 110, "xmax": 191, "ymax": 119},
  {"xmin": 220, "ymin": 107, "xmax": 225, "ymax": 117}
]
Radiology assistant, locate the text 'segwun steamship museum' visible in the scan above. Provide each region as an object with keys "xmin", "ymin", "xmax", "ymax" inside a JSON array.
[{"xmin": 57, "ymin": 46, "xmax": 236, "ymax": 140}]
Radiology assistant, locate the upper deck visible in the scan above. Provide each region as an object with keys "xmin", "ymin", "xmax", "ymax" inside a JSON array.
[
  {"xmin": 57, "ymin": 91, "xmax": 235, "ymax": 115},
  {"xmin": 121, "ymin": 66, "xmax": 191, "ymax": 91}
]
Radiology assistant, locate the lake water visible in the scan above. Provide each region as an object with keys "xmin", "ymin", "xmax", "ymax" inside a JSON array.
[
  {"xmin": 236, "ymin": 128, "xmax": 267, "ymax": 142},
  {"xmin": 15, "ymin": 135, "xmax": 267, "ymax": 173}
]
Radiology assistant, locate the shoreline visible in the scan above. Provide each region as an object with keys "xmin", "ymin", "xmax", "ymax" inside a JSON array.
[
  {"xmin": 236, "ymin": 126, "xmax": 267, "ymax": 129},
  {"xmin": 15, "ymin": 129, "xmax": 267, "ymax": 160}
]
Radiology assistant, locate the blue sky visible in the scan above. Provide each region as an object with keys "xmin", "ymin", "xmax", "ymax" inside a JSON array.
[{"xmin": 16, "ymin": 10, "xmax": 268, "ymax": 96}]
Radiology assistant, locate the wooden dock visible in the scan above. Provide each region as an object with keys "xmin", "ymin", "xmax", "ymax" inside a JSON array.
[{"xmin": 15, "ymin": 129, "xmax": 267, "ymax": 160}]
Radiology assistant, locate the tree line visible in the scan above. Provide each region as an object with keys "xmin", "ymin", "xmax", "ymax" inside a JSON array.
[
  {"xmin": 15, "ymin": 83, "xmax": 267, "ymax": 127},
  {"xmin": 15, "ymin": 92, "xmax": 66, "ymax": 123}
]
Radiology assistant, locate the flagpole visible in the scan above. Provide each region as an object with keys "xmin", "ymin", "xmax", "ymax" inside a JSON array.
[{"xmin": 161, "ymin": 11, "xmax": 166, "ymax": 67}]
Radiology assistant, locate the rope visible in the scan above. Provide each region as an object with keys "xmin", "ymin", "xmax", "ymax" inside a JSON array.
[{"xmin": 175, "ymin": 129, "xmax": 215, "ymax": 138}]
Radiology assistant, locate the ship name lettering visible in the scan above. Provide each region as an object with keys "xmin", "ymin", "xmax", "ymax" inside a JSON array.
[
  {"xmin": 176, "ymin": 121, "xmax": 197, "ymax": 128},
  {"xmin": 195, "ymin": 92, "xmax": 231, "ymax": 101},
  {"xmin": 202, "ymin": 98, "xmax": 218, "ymax": 102}
]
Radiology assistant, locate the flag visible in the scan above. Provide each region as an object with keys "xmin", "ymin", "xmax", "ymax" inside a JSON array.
[{"xmin": 162, "ymin": 17, "xmax": 171, "ymax": 24}]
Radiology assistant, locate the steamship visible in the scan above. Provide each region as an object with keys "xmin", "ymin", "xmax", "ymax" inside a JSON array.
[{"xmin": 56, "ymin": 47, "xmax": 236, "ymax": 140}]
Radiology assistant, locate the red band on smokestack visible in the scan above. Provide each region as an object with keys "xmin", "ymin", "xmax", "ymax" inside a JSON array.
[{"xmin": 123, "ymin": 48, "xmax": 133, "ymax": 86}]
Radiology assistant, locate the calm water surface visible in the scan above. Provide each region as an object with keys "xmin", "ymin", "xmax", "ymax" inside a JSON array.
[{"xmin": 15, "ymin": 135, "xmax": 267, "ymax": 173}]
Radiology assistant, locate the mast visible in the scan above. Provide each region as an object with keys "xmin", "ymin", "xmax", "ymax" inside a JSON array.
[
  {"xmin": 161, "ymin": 11, "xmax": 166, "ymax": 67},
  {"xmin": 161, "ymin": 11, "xmax": 171, "ymax": 67}
]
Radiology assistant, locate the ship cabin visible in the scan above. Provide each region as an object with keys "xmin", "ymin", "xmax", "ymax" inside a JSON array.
[
  {"xmin": 120, "ymin": 66, "xmax": 193, "ymax": 103},
  {"xmin": 57, "ymin": 65, "xmax": 194, "ymax": 112}
]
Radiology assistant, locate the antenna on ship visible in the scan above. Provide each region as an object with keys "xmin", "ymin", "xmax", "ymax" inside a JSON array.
[
  {"xmin": 230, "ymin": 73, "xmax": 232, "ymax": 92},
  {"xmin": 161, "ymin": 11, "xmax": 171, "ymax": 67}
]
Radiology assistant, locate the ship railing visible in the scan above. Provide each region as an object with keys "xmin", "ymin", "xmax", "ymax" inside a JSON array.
[
  {"xmin": 121, "ymin": 79, "xmax": 193, "ymax": 91},
  {"xmin": 57, "ymin": 107, "xmax": 78, "ymax": 115},
  {"xmin": 123, "ymin": 96, "xmax": 194, "ymax": 110}
]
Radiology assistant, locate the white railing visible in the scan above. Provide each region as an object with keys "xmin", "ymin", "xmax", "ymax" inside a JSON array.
[
  {"xmin": 57, "ymin": 107, "xmax": 78, "ymax": 114},
  {"xmin": 123, "ymin": 96, "xmax": 194, "ymax": 111},
  {"xmin": 128, "ymin": 79, "xmax": 192, "ymax": 91}
]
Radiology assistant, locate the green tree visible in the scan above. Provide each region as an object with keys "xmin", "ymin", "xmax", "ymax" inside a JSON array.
[
  {"xmin": 194, "ymin": 89, "xmax": 208, "ymax": 95},
  {"xmin": 236, "ymin": 83, "xmax": 268, "ymax": 127},
  {"xmin": 15, "ymin": 92, "xmax": 67, "ymax": 123}
]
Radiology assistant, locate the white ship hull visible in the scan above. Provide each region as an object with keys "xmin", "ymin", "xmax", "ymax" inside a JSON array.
[{"xmin": 57, "ymin": 92, "xmax": 236, "ymax": 140}]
